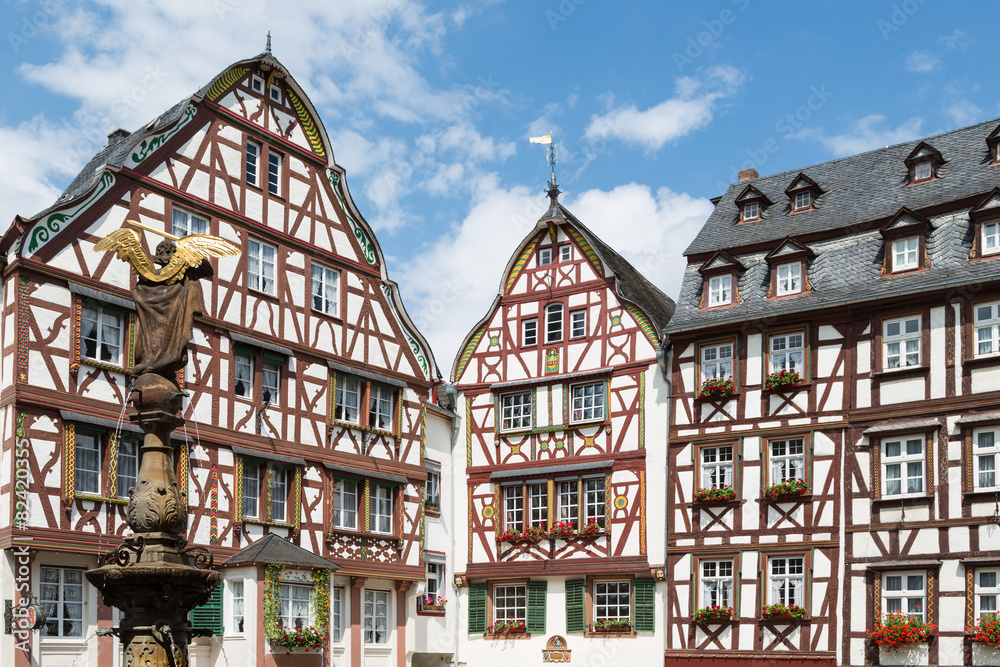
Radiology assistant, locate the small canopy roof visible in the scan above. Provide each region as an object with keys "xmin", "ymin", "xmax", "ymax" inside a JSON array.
[{"xmin": 222, "ymin": 533, "xmax": 340, "ymax": 570}]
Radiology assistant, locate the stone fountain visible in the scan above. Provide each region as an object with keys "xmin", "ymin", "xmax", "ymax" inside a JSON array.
[{"xmin": 86, "ymin": 221, "xmax": 239, "ymax": 667}]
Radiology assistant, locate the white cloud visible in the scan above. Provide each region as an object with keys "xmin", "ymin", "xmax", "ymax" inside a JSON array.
[
  {"xmin": 398, "ymin": 178, "xmax": 712, "ymax": 370},
  {"xmin": 584, "ymin": 65, "xmax": 744, "ymax": 151},
  {"xmin": 0, "ymin": 116, "xmax": 82, "ymax": 224},
  {"xmin": 944, "ymin": 100, "xmax": 983, "ymax": 127},
  {"xmin": 905, "ymin": 51, "xmax": 939, "ymax": 73},
  {"xmin": 939, "ymin": 29, "xmax": 971, "ymax": 51},
  {"xmin": 796, "ymin": 114, "xmax": 924, "ymax": 157}
]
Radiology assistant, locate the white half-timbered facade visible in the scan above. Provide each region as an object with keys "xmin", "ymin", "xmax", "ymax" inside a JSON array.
[{"xmin": 0, "ymin": 49, "xmax": 449, "ymax": 667}]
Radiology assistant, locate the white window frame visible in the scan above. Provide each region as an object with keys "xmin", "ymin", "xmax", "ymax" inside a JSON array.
[
  {"xmin": 311, "ymin": 264, "xmax": 340, "ymax": 316},
  {"xmin": 493, "ymin": 584, "xmax": 527, "ymax": 622},
  {"xmin": 913, "ymin": 160, "xmax": 933, "ymax": 182},
  {"xmin": 247, "ymin": 238, "xmax": 277, "ymax": 295},
  {"xmin": 271, "ymin": 467, "xmax": 289, "ymax": 523},
  {"xmin": 891, "ymin": 237, "xmax": 919, "ymax": 272},
  {"xmin": 557, "ymin": 481, "xmax": 578, "ymax": 523},
  {"xmin": 570, "ymin": 310, "xmax": 587, "ymax": 338},
  {"xmin": 369, "ymin": 484, "xmax": 393, "ymax": 534},
  {"xmin": 570, "ymin": 382, "xmax": 605, "ymax": 423},
  {"xmin": 583, "ymin": 477, "xmax": 605, "ymax": 528},
  {"xmin": 368, "ymin": 384, "xmax": 395, "ymax": 432},
  {"xmin": 331, "ymin": 479, "xmax": 358, "ymax": 530},
  {"xmin": 881, "ymin": 436, "xmax": 925, "ymax": 498},
  {"xmin": 269, "ymin": 84, "xmax": 282, "ymax": 103},
  {"xmin": 776, "ymin": 262, "xmax": 802, "ymax": 296},
  {"xmin": 332, "ymin": 586, "xmax": 345, "ymax": 643},
  {"xmin": 559, "ymin": 245, "xmax": 572, "ymax": 262},
  {"xmin": 700, "ymin": 445, "xmax": 734, "ymax": 489},
  {"xmin": 267, "ymin": 151, "xmax": 282, "ymax": 196},
  {"xmin": 363, "ymin": 589, "xmax": 390, "ymax": 644},
  {"xmin": 882, "ymin": 315, "xmax": 921, "ymax": 370},
  {"xmin": 594, "ymin": 580, "xmax": 631, "ymax": 622},
  {"xmin": 242, "ymin": 460, "xmax": 262, "ymax": 519},
  {"xmin": 334, "ymin": 375, "xmax": 362, "ymax": 425},
  {"xmin": 708, "ymin": 274, "xmax": 732, "ymax": 307},
  {"xmin": 75, "ymin": 431, "xmax": 101, "ymax": 496},
  {"xmin": 522, "ymin": 318, "xmax": 537, "ymax": 346},
  {"xmin": 426, "ymin": 562, "xmax": 445, "ymax": 599},
  {"xmin": 769, "ymin": 438, "xmax": 805, "ymax": 484},
  {"xmin": 976, "ymin": 569, "xmax": 1000, "ymax": 619},
  {"xmin": 80, "ymin": 302, "xmax": 124, "ymax": 366},
  {"xmin": 974, "ymin": 301, "xmax": 1000, "ymax": 358},
  {"xmin": 793, "ymin": 191, "xmax": 811, "ymax": 211},
  {"xmin": 742, "ymin": 201, "xmax": 760, "ymax": 221},
  {"xmin": 768, "ymin": 556, "xmax": 805, "ymax": 606},
  {"xmin": 528, "ymin": 482, "xmax": 547, "ymax": 528},
  {"xmin": 975, "ymin": 427, "xmax": 1000, "ymax": 491},
  {"xmin": 234, "ymin": 352, "xmax": 253, "ymax": 399},
  {"xmin": 984, "ymin": 222, "xmax": 1000, "ymax": 256},
  {"xmin": 245, "ymin": 140, "xmax": 260, "ymax": 186},
  {"xmin": 117, "ymin": 439, "xmax": 139, "ymax": 499},
  {"xmin": 278, "ymin": 581, "xmax": 313, "ymax": 630},
  {"xmin": 39, "ymin": 566, "xmax": 85, "ymax": 638},
  {"xmin": 699, "ymin": 559, "xmax": 734, "ymax": 608},
  {"xmin": 503, "ymin": 484, "xmax": 523, "ymax": 532},
  {"xmin": 171, "ymin": 207, "xmax": 208, "ymax": 237},
  {"xmin": 500, "ymin": 392, "xmax": 532, "ymax": 432},
  {"xmin": 769, "ymin": 331, "xmax": 805, "ymax": 374},
  {"xmin": 700, "ymin": 341, "xmax": 734, "ymax": 383},
  {"xmin": 882, "ymin": 571, "xmax": 926, "ymax": 620},
  {"xmin": 251, "ymin": 75, "xmax": 264, "ymax": 94},
  {"xmin": 426, "ymin": 470, "xmax": 440, "ymax": 506},
  {"xmin": 545, "ymin": 303, "xmax": 563, "ymax": 343},
  {"xmin": 538, "ymin": 247, "xmax": 552, "ymax": 267},
  {"xmin": 226, "ymin": 579, "xmax": 245, "ymax": 636},
  {"xmin": 262, "ymin": 360, "xmax": 280, "ymax": 406}
]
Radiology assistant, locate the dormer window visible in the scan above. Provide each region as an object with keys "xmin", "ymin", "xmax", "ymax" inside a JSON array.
[
  {"xmin": 742, "ymin": 201, "xmax": 760, "ymax": 221},
  {"xmin": 784, "ymin": 173, "xmax": 822, "ymax": 214},
  {"xmin": 892, "ymin": 237, "xmax": 919, "ymax": 271},
  {"xmin": 969, "ymin": 189, "xmax": 1000, "ymax": 260},
  {"xmin": 698, "ymin": 251, "xmax": 744, "ymax": 309},
  {"xmin": 912, "ymin": 160, "xmax": 933, "ymax": 182},
  {"xmin": 987, "ymin": 125, "xmax": 1000, "ymax": 164},
  {"xmin": 709, "ymin": 275, "xmax": 732, "ymax": 306},
  {"xmin": 734, "ymin": 185, "xmax": 770, "ymax": 224},
  {"xmin": 985, "ymin": 222, "xmax": 1000, "ymax": 256},
  {"xmin": 765, "ymin": 238, "xmax": 814, "ymax": 299},
  {"xmin": 880, "ymin": 208, "xmax": 929, "ymax": 275},
  {"xmin": 793, "ymin": 192, "xmax": 811, "ymax": 211},
  {"xmin": 904, "ymin": 142, "xmax": 943, "ymax": 185},
  {"xmin": 776, "ymin": 262, "xmax": 801, "ymax": 296}
]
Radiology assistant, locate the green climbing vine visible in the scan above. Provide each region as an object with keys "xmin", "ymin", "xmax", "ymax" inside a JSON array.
[
  {"xmin": 312, "ymin": 568, "xmax": 331, "ymax": 638},
  {"xmin": 263, "ymin": 564, "xmax": 284, "ymax": 641}
]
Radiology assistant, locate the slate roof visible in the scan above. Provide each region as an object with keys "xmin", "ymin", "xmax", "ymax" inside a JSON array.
[
  {"xmin": 666, "ymin": 118, "xmax": 1000, "ymax": 335},
  {"xmin": 222, "ymin": 533, "xmax": 340, "ymax": 569}
]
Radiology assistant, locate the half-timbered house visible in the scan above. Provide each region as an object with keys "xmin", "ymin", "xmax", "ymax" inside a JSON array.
[
  {"xmin": 449, "ymin": 186, "xmax": 674, "ymax": 665},
  {"xmin": 664, "ymin": 119, "xmax": 1000, "ymax": 667},
  {"xmin": 0, "ymin": 47, "xmax": 449, "ymax": 667}
]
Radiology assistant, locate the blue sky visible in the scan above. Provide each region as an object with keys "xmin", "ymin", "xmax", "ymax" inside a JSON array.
[{"xmin": 0, "ymin": 0, "xmax": 995, "ymax": 373}]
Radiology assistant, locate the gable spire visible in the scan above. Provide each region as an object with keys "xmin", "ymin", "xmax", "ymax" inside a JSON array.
[{"xmin": 265, "ymin": 31, "xmax": 272, "ymax": 55}]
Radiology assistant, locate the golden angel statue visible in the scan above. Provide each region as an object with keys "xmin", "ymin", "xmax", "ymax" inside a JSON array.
[{"xmin": 95, "ymin": 220, "xmax": 239, "ymax": 382}]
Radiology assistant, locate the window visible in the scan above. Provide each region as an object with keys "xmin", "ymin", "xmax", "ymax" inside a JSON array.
[
  {"xmin": 117, "ymin": 439, "xmax": 139, "ymax": 499},
  {"xmin": 426, "ymin": 562, "xmax": 445, "ymax": 598},
  {"xmin": 545, "ymin": 303, "xmax": 563, "ymax": 343},
  {"xmin": 332, "ymin": 586, "xmax": 345, "ymax": 643},
  {"xmin": 267, "ymin": 151, "xmax": 282, "ymax": 196},
  {"xmin": 528, "ymin": 482, "xmax": 547, "ymax": 528},
  {"xmin": 976, "ymin": 570, "xmax": 1000, "ymax": 618},
  {"xmin": 247, "ymin": 238, "xmax": 277, "ymax": 295},
  {"xmin": 80, "ymin": 303, "xmax": 124, "ymax": 366},
  {"xmin": 234, "ymin": 352, "xmax": 253, "ymax": 399},
  {"xmin": 40, "ymin": 567, "xmax": 84, "ymax": 638},
  {"xmin": 242, "ymin": 461, "xmax": 263, "ymax": 518},
  {"xmin": 984, "ymin": 222, "xmax": 1000, "ymax": 256},
  {"xmin": 584, "ymin": 477, "xmax": 605, "ymax": 528},
  {"xmin": 311, "ymin": 264, "xmax": 340, "ymax": 316},
  {"xmin": 883, "ymin": 572, "xmax": 925, "ymax": 619},
  {"xmin": 570, "ymin": 382, "xmax": 605, "ymax": 423},
  {"xmin": 768, "ymin": 556, "xmax": 805, "ymax": 607},
  {"xmin": 271, "ymin": 468, "xmax": 289, "ymax": 523},
  {"xmin": 172, "ymin": 208, "xmax": 208, "ymax": 237},
  {"xmin": 522, "ymin": 318, "xmax": 537, "ymax": 346},
  {"xmin": 882, "ymin": 437, "xmax": 925, "ymax": 497},
  {"xmin": 334, "ymin": 375, "xmax": 362, "ymax": 425},
  {"xmin": 494, "ymin": 584, "xmax": 526, "ymax": 622},
  {"xmin": 246, "ymin": 140, "xmax": 260, "ymax": 186},
  {"xmin": 571, "ymin": 310, "xmax": 587, "ymax": 338},
  {"xmin": 975, "ymin": 301, "xmax": 1000, "ymax": 358},
  {"xmin": 251, "ymin": 75, "xmax": 264, "ymax": 93},
  {"xmin": 538, "ymin": 247, "xmax": 552, "ymax": 266},
  {"xmin": 331, "ymin": 479, "xmax": 358, "ymax": 529},
  {"xmin": 769, "ymin": 331, "xmax": 804, "ymax": 374},
  {"xmin": 742, "ymin": 201, "xmax": 760, "ymax": 221},
  {"xmin": 793, "ymin": 191, "xmax": 811, "ymax": 211},
  {"xmin": 708, "ymin": 275, "xmax": 732, "ymax": 306},
  {"xmin": 364, "ymin": 590, "xmax": 389, "ymax": 644},
  {"xmin": 594, "ymin": 581, "xmax": 630, "ymax": 622},
  {"xmin": 269, "ymin": 85, "xmax": 282, "ymax": 103},
  {"xmin": 504, "ymin": 484, "xmax": 524, "ymax": 532},
  {"xmin": 369, "ymin": 485, "xmax": 393, "ymax": 534},
  {"xmin": 228, "ymin": 579, "xmax": 245, "ymax": 634},
  {"xmin": 883, "ymin": 316, "xmax": 921, "ymax": 369},
  {"xmin": 891, "ymin": 237, "xmax": 919, "ymax": 272},
  {"xmin": 560, "ymin": 245, "xmax": 571, "ymax": 262},
  {"xmin": 369, "ymin": 385, "xmax": 395, "ymax": 432},
  {"xmin": 975, "ymin": 428, "xmax": 1000, "ymax": 491},
  {"xmin": 769, "ymin": 438, "xmax": 805, "ymax": 484},
  {"xmin": 557, "ymin": 481, "xmax": 578, "ymax": 523},
  {"xmin": 500, "ymin": 392, "xmax": 532, "ymax": 431},
  {"xmin": 700, "ymin": 560, "xmax": 733, "ymax": 608},
  {"xmin": 700, "ymin": 341, "xmax": 734, "ymax": 382},
  {"xmin": 776, "ymin": 263, "xmax": 801, "ymax": 296},
  {"xmin": 913, "ymin": 160, "xmax": 933, "ymax": 182},
  {"xmin": 700, "ymin": 445, "xmax": 734, "ymax": 489},
  {"xmin": 426, "ymin": 469, "xmax": 440, "ymax": 508},
  {"xmin": 75, "ymin": 431, "xmax": 101, "ymax": 495},
  {"xmin": 279, "ymin": 582, "xmax": 312, "ymax": 630},
  {"xmin": 262, "ymin": 360, "xmax": 280, "ymax": 405}
]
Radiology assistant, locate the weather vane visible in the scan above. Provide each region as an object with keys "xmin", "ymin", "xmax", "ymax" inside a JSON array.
[{"xmin": 530, "ymin": 132, "xmax": 558, "ymax": 193}]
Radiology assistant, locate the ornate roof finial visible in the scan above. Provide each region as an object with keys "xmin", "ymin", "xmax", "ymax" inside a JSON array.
[
  {"xmin": 530, "ymin": 132, "xmax": 559, "ymax": 200},
  {"xmin": 265, "ymin": 31, "xmax": 272, "ymax": 55}
]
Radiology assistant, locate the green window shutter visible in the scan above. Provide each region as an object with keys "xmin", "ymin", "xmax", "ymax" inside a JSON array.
[
  {"xmin": 565, "ymin": 579, "xmax": 585, "ymax": 633},
  {"xmin": 189, "ymin": 583, "xmax": 223, "ymax": 636},
  {"xmin": 526, "ymin": 580, "xmax": 547, "ymax": 634},
  {"xmin": 468, "ymin": 583, "xmax": 487, "ymax": 634},
  {"xmin": 633, "ymin": 578, "xmax": 655, "ymax": 632}
]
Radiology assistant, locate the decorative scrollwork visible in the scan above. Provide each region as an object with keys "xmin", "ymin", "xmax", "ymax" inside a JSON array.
[
  {"xmin": 180, "ymin": 544, "xmax": 214, "ymax": 569},
  {"xmin": 102, "ymin": 535, "xmax": 145, "ymax": 567}
]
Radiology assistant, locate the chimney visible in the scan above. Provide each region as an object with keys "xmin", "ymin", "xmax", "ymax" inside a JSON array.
[
  {"xmin": 738, "ymin": 168, "xmax": 759, "ymax": 182},
  {"xmin": 107, "ymin": 128, "xmax": 131, "ymax": 146}
]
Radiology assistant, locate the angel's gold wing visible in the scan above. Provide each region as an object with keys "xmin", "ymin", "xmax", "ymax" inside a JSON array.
[{"xmin": 93, "ymin": 228, "xmax": 158, "ymax": 280}]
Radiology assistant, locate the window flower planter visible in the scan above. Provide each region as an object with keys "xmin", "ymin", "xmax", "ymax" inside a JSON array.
[
  {"xmin": 968, "ymin": 612, "xmax": 1000, "ymax": 648},
  {"xmin": 593, "ymin": 619, "xmax": 631, "ymax": 633},
  {"xmin": 271, "ymin": 625, "xmax": 326, "ymax": 654},
  {"xmin": 693, "ymin": 605, "xmax": 735, "ymax": 624},
  {"xmin": 521, "ymin": 526, "xmax": 548, "ymax": 542},
  {"xmin": 419, "ymin": 595, "xmax": 447, "ymax": 612},
  {"xmin": 581, "ymin": 520, "xmax": 605, "ymax": 536},
  {"xmin": 762, "ymin": 479, "xmax": 808, "ymax": 501},
  {"xmin": 498, "ymin": 529, "xmax": 522, "ymax": 542},
  {"xmin": 761, "ymin": 603, "xmax": 808, "ymax": 620},
  {"xmin": 694, "ymin": 486, "xmax": 737, "ymax": 503},
  {"xmin": 549, "ymin": 521, "xmax": 577, "ymax": 539},
  {"xmin": 868, "ymin": 612, "xmax": 936, "ymax": 651},
  {"xmin": 489, "ymin": 620, "xmax": 526, "ymax": 635},
  {"xmin": 425, "ymin": 501, "xmax": 439, "ymax": 512},
  {"xmin": 764, "ymin": 370, "xmax": 802, "ymax": 392},
  {"xmin": 698, "ymin": 377, "xmax": 734, "ymax": 400}
]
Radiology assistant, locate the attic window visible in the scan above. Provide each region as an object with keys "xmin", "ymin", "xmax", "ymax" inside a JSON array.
[
  {"xmin": 904, "ymin": 142, "xmax": 943, "ymax": 185},
  {"xmin": 793, "ymin": 192, "xmax": 811, "ymax": 211},
  {"xmin": 269, "ymin": 85, "xmax": 282, "ymax": 103},
  {"xmin": 742, "ymin": 201, "xmax": 760, "ymax": 222},
  {"xmin": 252, "ymin": 76, "xmax": 264, "ymax": 94},
  {"xmin": 912, "ymin": 160, "xmax": 933, "ymax": 183}
]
